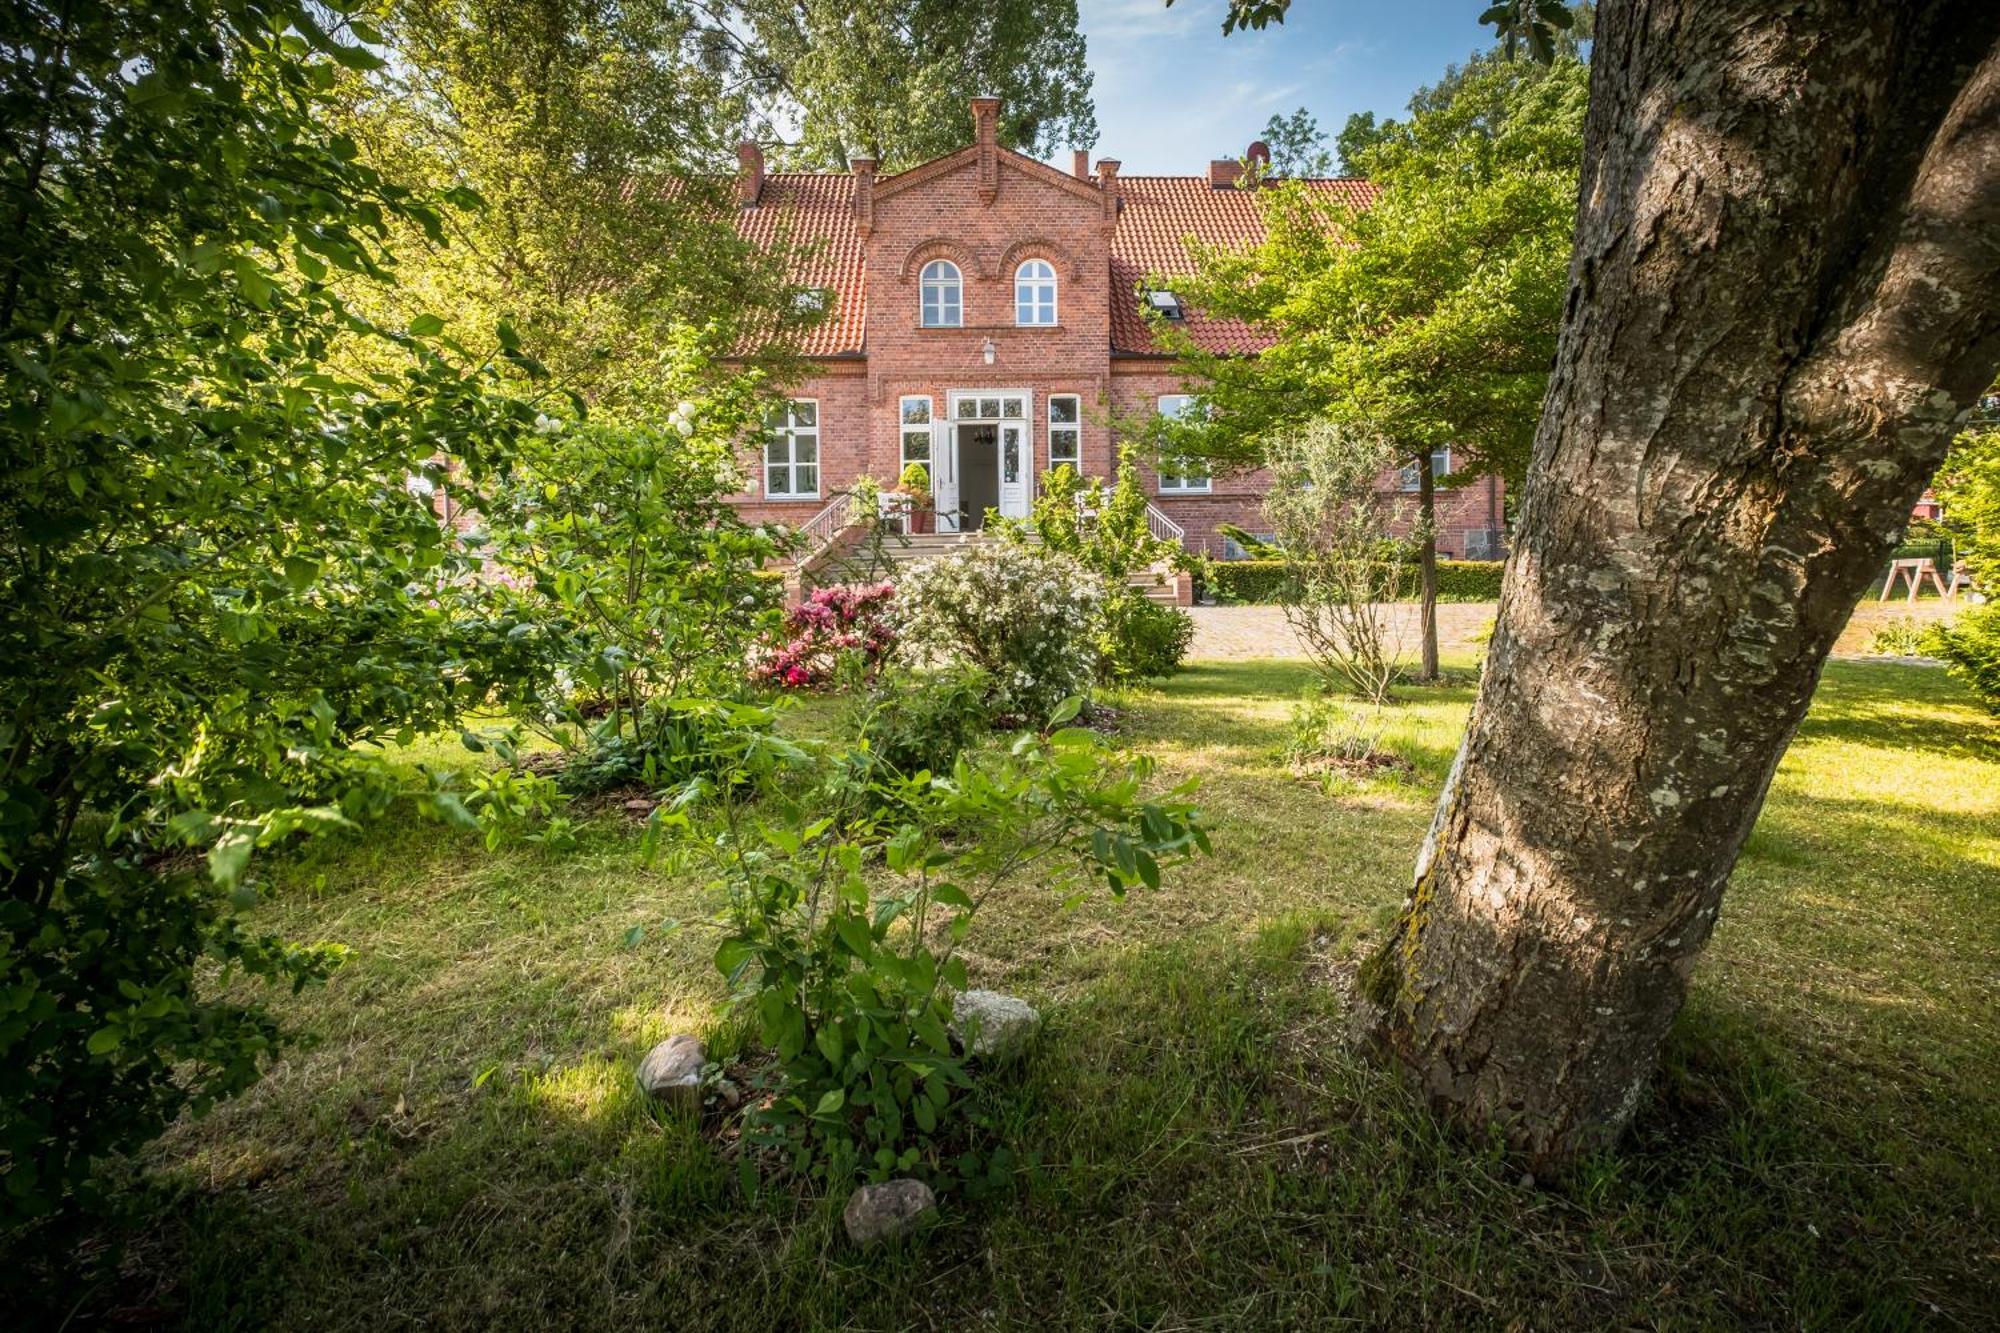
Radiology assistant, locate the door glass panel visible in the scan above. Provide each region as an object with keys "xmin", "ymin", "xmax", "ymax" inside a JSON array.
[{"xmin": 1003, "ymin": 428, "xmax": 1021, "ymax": 484}]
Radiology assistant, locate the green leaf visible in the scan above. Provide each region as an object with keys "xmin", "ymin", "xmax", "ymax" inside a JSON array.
[
  {"xmin": 813, "ymin": 1088, "xmax": 845, "ymax": 1117},
  {"xmin": 86, "ymin": 1027, "xmax": 122, "ymax": 1056},
  {"xmin": 408, "ymin": 313, "xmax": 445, "ymax": 338}
]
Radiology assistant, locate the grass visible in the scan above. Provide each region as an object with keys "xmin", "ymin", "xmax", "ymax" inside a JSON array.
[{"xmin": 38, "ymin": 659, "xmax": 2000, "ymax": 1329}]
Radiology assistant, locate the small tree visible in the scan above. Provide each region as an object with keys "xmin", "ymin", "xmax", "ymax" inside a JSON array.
[{"xmin": 1263, "ymin": 423, "xmax": 1423, "ymax": 702}]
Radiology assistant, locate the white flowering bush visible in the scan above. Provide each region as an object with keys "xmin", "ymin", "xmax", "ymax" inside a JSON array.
[{"xmin": 894, "ymin": 542, "xmax": 1105, "ymax": 717}]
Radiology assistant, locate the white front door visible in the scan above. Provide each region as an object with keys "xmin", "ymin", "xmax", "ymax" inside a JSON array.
[
  {"xmin": 998, "ymin": 421, "xmax": 1028, "ymax": 519},
  {"xmin": 931, "ymin": 415, "xmax": 959, "ymax": 532},
  {"xmin": 945, "ymin": 390, "xmax": 1032, "ymax": 528}
]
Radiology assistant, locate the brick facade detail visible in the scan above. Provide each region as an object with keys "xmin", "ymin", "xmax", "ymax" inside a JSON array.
[{"xmin": 730, "ymin": 99, "xmax": 1508, "ymax": 561}]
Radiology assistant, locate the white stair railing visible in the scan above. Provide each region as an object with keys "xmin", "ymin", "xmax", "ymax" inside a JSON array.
[
  {"xmin": 794, "ymin": 493, "xmax": 859, "ymax": 566},
  {"xmin": 1144, "ymin": 502, "xmax": 1186, "ymax": 547}
]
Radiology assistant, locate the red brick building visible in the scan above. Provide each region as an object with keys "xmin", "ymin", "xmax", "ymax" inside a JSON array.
[{"xmin": 731, "ymin": 97, "xmax": 1507, "ymax": 561}]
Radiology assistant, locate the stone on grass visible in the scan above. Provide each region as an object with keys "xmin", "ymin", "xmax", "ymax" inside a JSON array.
[
  {"xmin": 636, "ymin": 1034, "xmax": 703, "ymax": 1110},
  {"xmin": 842, "ymin": 1178, "xmax": 937, "ymax": 1246},
  {"xmin": 950, "ymin": 990, "xmax": 1040, "ymax": 1062}
]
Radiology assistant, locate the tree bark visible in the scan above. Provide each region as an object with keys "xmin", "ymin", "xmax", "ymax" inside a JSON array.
[
  {"xmin": 1360, "ymin": 0, "xmax": 2000, "ymax": 1167},
  {"xmin": 1416, "ymin": 450, "xmax": 1440, "ymax": 682}
]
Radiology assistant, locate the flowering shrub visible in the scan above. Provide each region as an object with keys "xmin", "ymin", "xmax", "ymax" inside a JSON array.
[
  {"xmin": 755, "ymin": 582, "xmax": 897, "ymax": 689},
  {"xmin": 894, "ymin": 543, "xmax": 1104, "ymax": 717}
]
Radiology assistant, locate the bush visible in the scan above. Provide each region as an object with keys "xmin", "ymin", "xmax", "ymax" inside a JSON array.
[
  {"xmin": 1099, "ymin": 593, "xmax": 1195, "ymax": 684},
  {"xmin": 855, "ymin": 668, "xmax": 994, "ymax": 777},
  {"xmin": 1932, "ymin": 606, "xmax": 2000, "ymax": 712},
  {"xmin": 557, "ymin": 698, "xmax": 769, "ymax": 796},
  {"xmin": 894, "ymin": 543, "xmax": 1105, "ymax": 718},
  {"xmin": 754, "ymin": 582, "xmax": 897, "ymax": 690},
  {"xmin": 1208, "ymin": 558, "xmax": 1505, "ymax": 604},
  {"xmin": 660, "ymin": 700, "xmax": 1210, "ymax": 1188}
]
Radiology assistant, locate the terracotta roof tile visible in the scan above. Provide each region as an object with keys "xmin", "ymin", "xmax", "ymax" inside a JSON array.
[
  {"xmin": 732, "ymin": 174, "xmax": 866, "ymax": 357},
  {"xmin": 1109, "ymin": 176, "xmax": 1377, "ymax": 355}
]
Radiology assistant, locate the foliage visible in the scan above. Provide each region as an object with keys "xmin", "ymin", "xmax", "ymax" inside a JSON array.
[
  {"xmin": 755, "ymin": 583, "xmax": 898, "ymax": 690},
  {"xmin": 0, "ymin": 0, "xmax": 544, "ymax": 1226},
  {"xmin": 893, "ymin": 543, "xmax": 1106, "ymax": 718},
  {"xmin": 1257, "ymin": 107, "xmax": 1337, "ymax": 177},
  {"xmin": 854, "ymin": 669, "xmax": 995, "ymax": 779},
  {"xmin": 1151, "ymin": 51, "xmax": 1590, "ymax": 492},
  {"xmin": 1932, "ymin": 422, "xmax": 2000, "ymax": 711},
  {"xmin": 1099, "ymin": 596, "xmax": 1196, "ymax": 685},
  {"xmin": 658, "ymin": 697, "xmax": 1209, "ymax": 1186},
  {"xmin": 1017, "ymin": 455, "xmax": 1193, "ymax": 683},
  {"xmin": 345, "ymin": 0, "xmax": 814, "ymax": 410},
  {"xmin": 1208, "ymin": 558, "xmax": 1503, "ymax": 604},
  {"xmin": 1263, "ymin": 424, "xmax": 1422, "ymax": 700},
  {"xmin": 732, "ymin": 1, "xmax": 1096, "ymax": 171},
  {"xmin": 1217, "ymin": 523, "xmax": 1281, "ymax": 559},
  {"xmin": 479, "ymin": 331, "xmax": 788, "ymax": 761},
  {"xmin": 898, "ymin": 462, "xmax": 932, "ymax": 496}
]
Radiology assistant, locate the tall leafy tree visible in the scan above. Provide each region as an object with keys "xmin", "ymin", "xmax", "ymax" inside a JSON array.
[
  {"xmin": 1258, "ymin": 106, "xmax": 1336, "ymax": 177},
  {"xmin": 1155, "ymin": 53, "xmax": 1589, "ymax": 677},
  {"xmin": 732, "ymin": 0, "xmax": 1098, "ymax": 171},
  {"xmin": 0, "ymin": 0, "xmax": 533, "ymax": 1224},
  {"xmin": 348, "ymin": 0, "xmax": 813, "ymax": 409}
]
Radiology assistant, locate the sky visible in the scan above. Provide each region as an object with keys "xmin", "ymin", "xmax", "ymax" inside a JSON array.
[{"xmin": 1072, "ymin": 0, "xmax": 1499, "ymax": 175}]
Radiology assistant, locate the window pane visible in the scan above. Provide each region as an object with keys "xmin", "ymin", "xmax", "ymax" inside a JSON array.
[
  {"xmin": 1001, "ymin": 397, "xmax": 1023, "ymax": 418},
  {"xmin": 902, "ymin": 431, "xmax": 930, "ymax": 462},
  {"xmin": 1049, "ymin": 395, "xmax": 1078, "ymax": 424},
  {"xmin": 765, "ymin": 435, "xmax": 789, "ymax": 463},
  {"xmin": 1017, "ymin": 299, "xmax": 1033, "ymax": 324},
  {"xmin": 794, "ymin": 438, "xmax": 816, "ymax": 464},
  {"xmin": 979, "ymin": 397, "xmax": 1000, "ymax": 419},
  {"xmin": 901, "ymin": 397, "xmax": 930, "ymax": 424},
  {"xmin": 790, "ymin": 400, "xmax": 815, "ymax": 427},
  {"xmin": 795, "ymin": 465, "xmax": 817, "ymax": 494},
  {"xmin": 956, "ymin": 398, "xmax": 976, "ymax": 419},
  {"xmin": 1051, "ymin": 427, "xmax": 1078, "ymax": 463},
  {"xmin": 1003, "ymin": 433, "xmax": 1020, "ymax": 483},
  {"xmin": 766, "ymin": 465, "xmax": 789, "ymax": 494}
]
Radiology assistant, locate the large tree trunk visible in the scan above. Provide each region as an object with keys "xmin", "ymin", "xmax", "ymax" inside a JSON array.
[{"xmin": 1360, "ymin": 1, "xmax": 2000, "ymax": 1167}]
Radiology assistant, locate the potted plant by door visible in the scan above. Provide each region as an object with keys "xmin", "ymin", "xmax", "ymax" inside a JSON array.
[{"xmin": 897, "ymin": 462, "xmax": 933, "ymax": 534}]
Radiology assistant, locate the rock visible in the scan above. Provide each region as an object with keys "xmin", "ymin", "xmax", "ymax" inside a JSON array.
[
  {"xmin": 842, "ymin": 1178, "xmax": 937, "ymax": 1246},
  {"xmin": 623, "ymin": 798, "xmax": 653, "ymax": 813},
  {"xmin": 636, "ymin": 1034, "xmax": 703, "ymax": 1110},
  {"xmin": 950, "ymin": 990, "xmax": 1040, "ymax": 1062}
]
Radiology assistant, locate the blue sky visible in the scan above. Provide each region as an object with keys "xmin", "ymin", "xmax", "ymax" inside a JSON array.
[{"xmin": 1072, "ymin": 0, "xmax": 1499, "ymax": 174}]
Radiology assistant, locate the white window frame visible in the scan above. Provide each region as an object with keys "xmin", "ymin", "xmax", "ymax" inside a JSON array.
[
  {"xmin": 1399, "ymin": 446, "xmax": 1454, "ymax": 491},
  {"xmin": 899, "ymin": 394, "xmax": 933, "ymax": 470},
  {"xmin": 1047, "ymin": 393, "xmax": 1081, "ymax": 473},
  {"xmin": 763, "ymin": 398, "xmax": 820, "ymax": 500},
  {"xmin": 1015, "ymin": 258, "xmax": 1057, "ymax": 326},
  {"xmin": 1155, "ymin": 394, "xmax": 1210, "ymax": 494},
  {"xmin": 920, "ymin": 260, "xmax": 962, "ymax": 328}
]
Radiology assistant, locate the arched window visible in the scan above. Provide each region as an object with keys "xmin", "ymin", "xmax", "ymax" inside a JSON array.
[
  {"xmin": 920, "ymin": 260, "xmax": 962, "ymax": 327},
  {"xmin": 1015, "ymin": 259, "xmax": 1057, "ymax": 326}
]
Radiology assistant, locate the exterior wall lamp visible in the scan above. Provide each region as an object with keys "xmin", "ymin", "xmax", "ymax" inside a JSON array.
[{"xmin": 981, "ymin": 337, "xmax": 996, "ymax": 365}]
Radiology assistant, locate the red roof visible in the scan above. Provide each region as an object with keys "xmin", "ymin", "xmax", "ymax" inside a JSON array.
[
  {"xmin": 731, "ymin": 165, "xmax": 1376, "ymax": 358},
  {"xmin": 733, "ymin": 174, "xmax": 866, "ymax": 357},
  {"xmin": 1109, "ymin": 176, "xmax": 1376, "ymax": 355}
]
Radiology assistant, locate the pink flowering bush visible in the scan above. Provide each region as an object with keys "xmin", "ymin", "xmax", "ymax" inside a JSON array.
[{"xmin": 754, "ymin": 582, "xmax": 897, "ymax": 689}]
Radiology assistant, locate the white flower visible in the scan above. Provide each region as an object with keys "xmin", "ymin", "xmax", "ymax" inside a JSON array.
[
  {"xmin": 533, "ymin": 412, "xmax": 563, "ymax": 436},
  {"xmin": 673, "ymin": 416, "xmax": 695, "ymax": 437}
]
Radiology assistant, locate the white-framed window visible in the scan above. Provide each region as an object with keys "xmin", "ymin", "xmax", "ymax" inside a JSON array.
[
  {"xmin": 1015, "ymin": 259, "xmax": 1057, "ymax": 326},
  {"xmin": 920, "ymin": 260, "xmax": 962, "ymax": 327},
  {"xmin": 1398, "ymin": 446, "xmax": 1454, "ymax": 490},
  {"xmin": 899, "ymin": 395, "xmax": 932, "ymax": 468},
  {"xmin": 1047, "ymin": 393, "xmax": 1081, "ymax": 472},
  {"xmin": 1156, "ymin": 394, "xmax": 1209, "ymax": 494},
  {"xmin": 764, "ymin": 399, "xmax": 819, "ymax": 498}
]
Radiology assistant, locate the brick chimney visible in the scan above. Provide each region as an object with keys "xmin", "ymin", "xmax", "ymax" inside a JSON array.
[
  {"xmin": 1073, "ymin": 148, "xmax": 1091, "ymax": 180},
  {"xmin": 850, "ymin": 152, "xmax": 876, "ymax": 236},
  {"xmin": 1207, "ymin": 158, "xmax": 1242, "ymax": 189},
  {"xmin": 971, "ymin": 96, "xmax": 1001, "ymax": 204},
  {"xmin": 1097, "ymin": 158, "xmax": 1120, "ymax": 226},
  {"xmin": 1247, "ymin": 139, "xmax": 1272, "ymax": 178},
  {"xmin": 736, "ymin": 140, "xmax": 764, "ymax": 208}
]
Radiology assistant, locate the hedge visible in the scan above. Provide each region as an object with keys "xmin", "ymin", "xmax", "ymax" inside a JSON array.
[{"xmin": 1206, "ymin": 559, "xmax": 1505, "ymax": 605}]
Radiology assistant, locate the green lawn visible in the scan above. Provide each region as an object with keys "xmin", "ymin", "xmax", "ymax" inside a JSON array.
[{"xmin": 58, "ymin": 661, "xmax": 2000, "ymax": 1328}]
